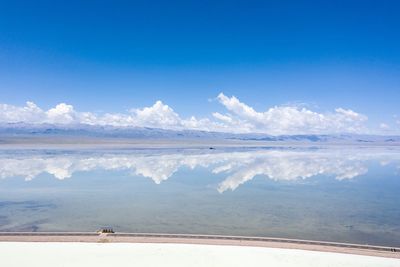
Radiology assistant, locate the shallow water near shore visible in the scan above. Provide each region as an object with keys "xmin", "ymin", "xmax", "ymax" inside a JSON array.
[{"xmin": 0, "ymin": 146, "xmax": 399, "ymax": 247}]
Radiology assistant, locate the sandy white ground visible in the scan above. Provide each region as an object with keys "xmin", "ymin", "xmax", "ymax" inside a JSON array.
[{"xmin": 1, "ymin": 242, "xmax": 399, "ymax": 267}]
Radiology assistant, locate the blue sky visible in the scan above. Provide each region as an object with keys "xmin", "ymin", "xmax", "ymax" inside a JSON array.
[{"xmin": 0, "ymin": 0, "xmax": 400, "ymax": 134}]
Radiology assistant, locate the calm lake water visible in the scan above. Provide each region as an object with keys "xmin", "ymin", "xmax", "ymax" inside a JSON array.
[{"xmin": 0, "ymin": 146, "xmax": 399, "ymax": 247}]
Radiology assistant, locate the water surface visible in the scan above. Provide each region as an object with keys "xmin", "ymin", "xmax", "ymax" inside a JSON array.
[{"xmin": 0, "ymin": 146, "xmax": 399, "ymax": 247}]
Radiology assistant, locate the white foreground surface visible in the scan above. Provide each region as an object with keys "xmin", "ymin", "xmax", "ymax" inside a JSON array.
[{"xmin": 1, "ymin": 242, "xmax": 399, "ymax": 267}]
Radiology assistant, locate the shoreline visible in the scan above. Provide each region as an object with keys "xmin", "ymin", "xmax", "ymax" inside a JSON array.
[
  {"xmin": 1, "ymin": 136, "xmax": 400, "ymax": 149},
  {"xmin": 1, "ymin": 232, "xmax": 399, "ymax": 259},
  {"xmin": 2, "ymin": 242, "xmax": 399, "ymax": 267}
]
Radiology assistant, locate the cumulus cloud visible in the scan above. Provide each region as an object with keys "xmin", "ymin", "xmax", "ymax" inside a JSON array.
[
  {"xmin": 215, "ymin": 93, "xmax": 368, "ymax": 134},
  {"xmin": 46, "ymin": 103, "xmax": 77, "ymax": 124},
  {"xmin": 0, "ymin": 93, "xmax": 370, "ymax": 134},
  {"xmin": 132, "ymin": 101, "xmax": 181, "ymax": 128}
]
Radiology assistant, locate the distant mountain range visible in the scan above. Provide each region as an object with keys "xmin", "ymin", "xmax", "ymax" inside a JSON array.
[{"xmin": 0, "ymin": 122, "xmax": 399, "ymax": 144}]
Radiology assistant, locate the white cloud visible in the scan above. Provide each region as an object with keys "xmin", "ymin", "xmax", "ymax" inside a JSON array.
[
  {"xmin": 132, "ymin": 101, "xmax": 181, "ymax": 128},
  {"xmin": 0, "ymin": 93, "xmax": 371, "ymax": 134},
  {"xmin": 0, "ymin": 101, "xmax": 45, "ymax": 123},
  {"xmin": 215, "ymin": 93, "xmax": 368, "ymax": 134},
  {"xmin": 380, "ymin": 123, "xmax": 390, "ymax": 130},
  {"xmin": 46, "ymin": 103, "xmax": 77, "ymax": 124}
]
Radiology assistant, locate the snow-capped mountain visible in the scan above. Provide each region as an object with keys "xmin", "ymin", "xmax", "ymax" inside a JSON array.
[{"xmin": 0, "ymin": 122, "xmax": 399, "ymax": 144}]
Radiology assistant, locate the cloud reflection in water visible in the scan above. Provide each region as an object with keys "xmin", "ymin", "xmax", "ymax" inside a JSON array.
[{"xmin": 0, "ymin": 149, "xmax": 399, "ymax": 193}]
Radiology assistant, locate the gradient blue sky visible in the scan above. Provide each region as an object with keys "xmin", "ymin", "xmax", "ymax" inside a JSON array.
[{"xmin": 0, "ymin": 0, "xmax": 400, "ymax": 133}]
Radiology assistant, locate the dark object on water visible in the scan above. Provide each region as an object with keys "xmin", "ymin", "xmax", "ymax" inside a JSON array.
[
  {"xmin": 98, "ymin": 227, "xmax": 114, "ymax": 234},
  {"xmin": 209, "ymin": 147, "xmax": 215, "ymax": 150}
]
